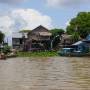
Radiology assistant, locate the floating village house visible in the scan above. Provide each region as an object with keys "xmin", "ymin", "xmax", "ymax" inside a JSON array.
[{"xmin": 12, "ymin": 25, "xmax": 52, "ymax": 51}]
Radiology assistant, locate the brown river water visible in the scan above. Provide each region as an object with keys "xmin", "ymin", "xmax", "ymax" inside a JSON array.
[{"xmin": 0, "ymin": 57, "xmax": 90, "ymax": 90}]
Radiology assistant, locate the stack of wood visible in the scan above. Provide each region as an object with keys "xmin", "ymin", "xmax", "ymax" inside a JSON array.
[
  {"xmin": 7, "ymin": 49, "xmax": 17, "ymax": 58},
  {"xmin": 0, "ymin": 53, "xmax": 6, "ymax": 60}
]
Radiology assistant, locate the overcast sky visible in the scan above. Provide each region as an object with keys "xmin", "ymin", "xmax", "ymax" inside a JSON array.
[{"xmin": 0, "ymin": 0, "xmax": 90, "ymax": 44}]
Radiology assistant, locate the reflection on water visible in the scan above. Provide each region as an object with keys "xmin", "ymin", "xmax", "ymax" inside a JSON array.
[{"xmin": 0, "ymin": 57, "xmax": 90, "ymax": 90}]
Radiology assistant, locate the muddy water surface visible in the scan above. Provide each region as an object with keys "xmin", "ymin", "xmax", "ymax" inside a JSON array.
[{"xmin": 0, "ymin": 57, "xmax": 90, "ymax": 90}]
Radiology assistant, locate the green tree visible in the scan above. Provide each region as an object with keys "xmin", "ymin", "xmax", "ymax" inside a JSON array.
[
  {"xmin": 50, "ymin": 29, "xmax": 64, "ymax": 49},
  {"xmin": 0, "ymin": 31, "xmax": 4, "ymax": 44},
  {"xmin": 50, "ymin": 29, "xmax": 64, "ymax": 37},
  {"xmin": 71, "ymin": 32, "xmax": 79, "ymax": 43},
  {"xmin": 67, "ymin": 12, "xmax": 90, "ymax": 38}
]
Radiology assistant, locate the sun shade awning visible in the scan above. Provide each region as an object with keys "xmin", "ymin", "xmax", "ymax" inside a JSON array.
[{"xmin": 39, "ymin": 32, "xmax": 52, "ymax": 36}]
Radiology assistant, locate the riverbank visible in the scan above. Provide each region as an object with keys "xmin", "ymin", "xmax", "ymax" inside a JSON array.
[{"xmin": 17, "ymin": 51, "xmax": 58, "ymax": 57}]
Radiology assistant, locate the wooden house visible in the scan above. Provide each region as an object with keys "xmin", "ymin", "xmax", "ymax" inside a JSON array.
[
  {"xmin": 28, "ymin": 25, "xmax": 51, "ymax": 41},
  {"xmin": 25, "ymin": 25, "xmax": 52, "ymax": 51}
]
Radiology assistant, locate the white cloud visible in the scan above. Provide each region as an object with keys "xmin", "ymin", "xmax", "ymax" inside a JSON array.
[
  {"xmin": 0, "ymin": 16, "xmax": 14, "ymax": 36},
  {"xmin": 47, "ymin": 0, "xmax": 89, "ymax": 7},
  {"xmin": 0, "ymin": 0, "xmax": 27, "ymax": 4},
  {"xmin": 11, "ymin": 9, "xmax": 52, "ymax": 30},
  {"xmin": 0, "ymin": 8, "xmax": 53, "ymax": 36}
]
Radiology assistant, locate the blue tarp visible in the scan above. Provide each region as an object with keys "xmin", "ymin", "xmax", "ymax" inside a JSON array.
[{"xmin": 86, "ymin": 34, "xmax": 90, "ymax": 40}]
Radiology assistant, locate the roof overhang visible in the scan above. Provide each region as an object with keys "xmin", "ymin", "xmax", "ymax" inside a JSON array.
[{"xmin": 39, "ymin": 32, "xmax": 52, "ymax": 36}]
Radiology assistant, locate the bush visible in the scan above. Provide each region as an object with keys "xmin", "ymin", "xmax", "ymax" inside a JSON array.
[
  {"xmin": 2, "ymin": 45, "xmax": 11, "ymax": 54},
  {"xmin": 17, "ymin": 51, "xmax": 58, "ymax": 57}
]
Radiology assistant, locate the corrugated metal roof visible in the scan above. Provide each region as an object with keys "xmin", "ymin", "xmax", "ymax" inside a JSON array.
[
  {"xmin": 72, "ymin": 41, "xmax": 83, "ymax": 45},
  {"xmin": 12, "ymin": 32, "xmax": 27, "ymax": 38}
]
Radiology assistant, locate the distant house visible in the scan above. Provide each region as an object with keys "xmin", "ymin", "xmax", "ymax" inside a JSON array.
[
  {"xmin": 12, "ymin": 32, "xmax": 27, "ymax": 50},
  {"xmin": 25, "ymin": 25, "xmax": 52, "ymax": 51}
]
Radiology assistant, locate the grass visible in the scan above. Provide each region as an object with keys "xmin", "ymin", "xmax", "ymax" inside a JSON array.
[{"xmin": 17, "ymin": 51, "xmax": 58, "ymax": 57}]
